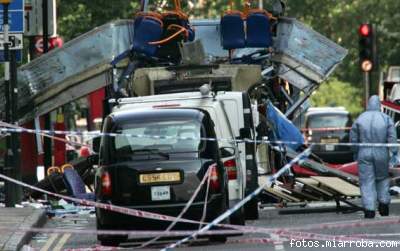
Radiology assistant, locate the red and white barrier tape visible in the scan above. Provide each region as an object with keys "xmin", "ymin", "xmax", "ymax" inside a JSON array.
[
  {"xmin": 0, "ymin": 170, "xmax": 274, "ymax": 235},
  {"xmin": 3, "ymin": 170, "xmax": 400, "ymax": 237},
  {"xmin": 0, "ymin": 225, "xmax": 240, "ymax": 237},
  {"xmin": 0, "ymin": 121, "xmax": 89, "ymax": 148},
  {"xmin": 1, "ymin": 125, "xmax": 399, "ymax": 148},
  {"xmin": 64, "ymin": 238, "xmax": 280, "ymax": 251},
  {"xmin": 139, "ymin": 168, "xmax": 211, "ymax": 248},
  {"xmin": 64, "ymin": 246, "xmax": 123, "ymax": 251},
  {"xmin": 2, "ymin": 216, "xmax": 400, "ymax": 240},
  {"xmin": 0, "ymin": 173, "xmax": 198, "ymax": 225},
  {"xmin": 162, "ymin": 148, "xmax": 312, "ymax": 250},
  {"xmin": 286, "ymin": 217, "xmax": 400, "ymax": 232},
  {"xmin": 227, "ymin": 237, "xmax": 277, "ymax": 244}
]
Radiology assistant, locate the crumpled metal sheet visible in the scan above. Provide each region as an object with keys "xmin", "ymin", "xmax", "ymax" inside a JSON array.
[
  {"xmin": 0, "ymin": 17, "xmax": 348, "ymax": 122},
  {"xmin": 191, "ymin": 19, "xmax": 227, "ymax": 60},
  {"xmin": 0, "ymin": 20, "xmax": 135, "ymax": 121},
  {"xmin": 0, "ymin": 19, "xmax": 229, "ymax": 122},
  {"xmin": 273, "ymin": 17, "xmax": 348, "ymax": 83}
]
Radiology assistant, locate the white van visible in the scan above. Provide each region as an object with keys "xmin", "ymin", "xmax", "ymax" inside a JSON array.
[{"xmin": 112, "ymin": 91, "xmax": 259, "ymax": 221}]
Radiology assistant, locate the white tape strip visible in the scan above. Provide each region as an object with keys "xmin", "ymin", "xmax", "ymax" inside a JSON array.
[
  {"xmin": 162, "ymin": 148, "xmax": 312, "ymax": 250},
  {"xmin": 0, "ymin": 225, "xmax": 240, "ymax": 237},
  {"xmin": 1, "ymin": 215, "xmax": 399, "ymax": 240},
  {"xmin": 1, "ymin": 124, "xmax": 398, "ymax": 148},
  {"xmin": 0, "ymin": 121, "xmax": 89, "ymax": 148},
  {"xmin": 3, "ymin": 169, "xmax": 400, "ymax": 240},
  {"xmin": 139, "ymin": 168, "xmax": 212, "ymax": 248},
  {"xmin": 0, "ymin": 173, "xmax": 198, "ymax": 225}
]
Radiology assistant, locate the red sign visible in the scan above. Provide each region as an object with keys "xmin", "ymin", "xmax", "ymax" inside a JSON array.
[{"xmin": 34, "ymin": 36, "xmax": 63, "ymax": 53}]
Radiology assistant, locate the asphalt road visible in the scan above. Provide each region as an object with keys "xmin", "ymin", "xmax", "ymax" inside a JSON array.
[{"xmin": 28, "ymin": 200, "xmax": 400, "ymax": 251}]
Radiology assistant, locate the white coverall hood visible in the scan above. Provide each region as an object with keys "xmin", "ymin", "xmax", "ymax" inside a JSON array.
[{"xmin": 367, "ymin": 95, "xmax": 381, "ymax": 111}]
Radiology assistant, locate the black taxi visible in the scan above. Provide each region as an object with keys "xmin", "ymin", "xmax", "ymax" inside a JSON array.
[{"xmin": 95, "ymin": 108, "xmax": 228, "ymax": 246}]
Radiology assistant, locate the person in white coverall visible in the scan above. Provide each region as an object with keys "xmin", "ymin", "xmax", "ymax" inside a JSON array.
[{"xmin": 350, "ymin": 95, "xmax": 397, "ymax": 218}]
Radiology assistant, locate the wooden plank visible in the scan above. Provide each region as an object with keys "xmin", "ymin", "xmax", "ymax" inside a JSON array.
[
  {"xmin": 274, "ymin": 181, "xmax": 319, "ymax": 201},
  {"xmin": 265, "ymin": 186, "xmax": 302, "ymax": 202},
  {"xmin": 311, "ymin": 176, "xmax": 361, "ymax": 197},
  {"xmin": 293, "ymin": 182, "xmax": 323, "ymax": 201},
  {"xmin": 259, "ymin": 176, "xmax": 302, "ymax": 202},
  {"xmin": 296, "ymin": 178, "xmax": 334, "ymax": 197},
  {"xmin": 296, "ymin": 178, "xmax": 319, "ymax": 186}
]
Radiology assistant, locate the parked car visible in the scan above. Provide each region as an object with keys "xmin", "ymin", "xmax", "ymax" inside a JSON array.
[
  {"xmin": 95, "ymin": 108, "xmax": 229, "ymax": 246},
  {"xmin": 303, "ymin": 107, "xmax": 353, "ymax": 164}
]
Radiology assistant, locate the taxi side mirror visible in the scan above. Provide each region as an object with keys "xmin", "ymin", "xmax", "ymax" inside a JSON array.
[{"xmin": 220, "ymin": 147, "xmax": 235, "ymax": 158}]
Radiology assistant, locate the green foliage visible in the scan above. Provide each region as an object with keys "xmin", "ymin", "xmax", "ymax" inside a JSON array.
[
  {"xmin": 54, "ymin": 0, "xmax": 400, "ymax": 109},
  {"xmin": 57, "ymin": 0, "xmax": 140, "ymax": 41},
  {"xmin": 57, "ymin": 1, "xmax": 400, "ymax": 83},
  {"xmin": 310, "ymin": 78, "xmax": 363, "ymax": 118},
  {"xmin": 56, "ymin": 0, "xmax": 259, "ymax": 40},
  {"xmin": 286, "ymin": 0, "xmax": 400, "ymax": 89}
]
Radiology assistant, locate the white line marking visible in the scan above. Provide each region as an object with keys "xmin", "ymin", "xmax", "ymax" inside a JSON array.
[
  {"xmin": 40, "ymin": 233, "xmax": 59, "ymax": 251},
  {"xmin": 270, "ymin": 234, "xmax": 286, "ymax": 251},
  {"xmin": 53, "ymin": 233, "xmax": 71, "ymax": 251}
]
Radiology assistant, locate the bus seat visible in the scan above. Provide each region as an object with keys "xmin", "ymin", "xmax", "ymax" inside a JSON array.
[
  {"xmin": 63, "ymin": 168, "xmax": 95, "ymax": 201},
  {"xmin": 246, "ymin": 11, "xmax": 273, "ymax": 48},
  {"xmin": 133, "ymin": 16, "xmax": 163, "ymax": 57},
  {"xmin": 220, "ymin": 12, "xmax": 246, "ymax": 50}
]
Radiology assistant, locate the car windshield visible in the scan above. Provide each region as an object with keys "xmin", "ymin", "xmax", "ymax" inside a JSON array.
[
  {"xmin": 113, "ymin": 119, "xmax": 203, "ymax": 155},
  {"xmin": 308, "ymin": 114, "xmax": 349, "ymax": 129}
]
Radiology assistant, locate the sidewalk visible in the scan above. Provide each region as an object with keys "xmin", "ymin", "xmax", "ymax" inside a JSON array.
[{"xmin": 0, "ymin": 207, "xmax": 46, "ymax": 251}]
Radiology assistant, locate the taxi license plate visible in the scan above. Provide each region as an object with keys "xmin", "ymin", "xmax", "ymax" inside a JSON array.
[
  {"xmin": 320, "ymin": 138, "xmax": 339, "ymax": 144},
  {"xmin": 151, "ymin": 186, "xmax": 170, "ymax": 201},
  {"xmin": 139, "ymin": 172, "xmax": 181, "ymax": 184},
  {"xmin": 325, "ymin": 144, "xmax": 335, "ymax": 151},
  {"xmin": 321, "ymin": 138, "xmax": 338, "ymax": 151}
]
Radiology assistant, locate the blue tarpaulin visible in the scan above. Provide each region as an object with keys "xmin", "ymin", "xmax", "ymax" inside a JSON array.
[{"xmin": 266, "ymin": 101, "xmax": 304, "ymax": 150}]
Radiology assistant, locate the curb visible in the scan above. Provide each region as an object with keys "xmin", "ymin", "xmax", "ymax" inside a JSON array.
[{"xmin": 2, "ymin": 209, "xmax": 47, "ymax": 251}]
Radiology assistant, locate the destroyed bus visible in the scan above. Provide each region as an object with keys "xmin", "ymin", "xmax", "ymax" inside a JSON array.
[{"xmin": 1, "ymin": 1, "xmax": 348, "ymax": 232}]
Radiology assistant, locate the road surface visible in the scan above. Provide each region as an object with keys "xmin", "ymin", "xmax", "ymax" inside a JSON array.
[{"xmin": 27, "ymin": 199, "xmax": 400, "ymax": 250}]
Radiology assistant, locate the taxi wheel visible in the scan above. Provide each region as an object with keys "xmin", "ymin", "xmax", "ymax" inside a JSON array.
[
  {"xmin": 230, "ymin": 206, "xmax": 245, "ymax": 225},
  {"xmin": 99, "ymin": 238, "xmax": 121, "ymax": 247},
  {"xmin": 98, "ymin": 233, "xmax": 127, "ymax": 247},
  {"xmin": 97, "ymin": 218, "xmax": 127, "ymax": 246}
]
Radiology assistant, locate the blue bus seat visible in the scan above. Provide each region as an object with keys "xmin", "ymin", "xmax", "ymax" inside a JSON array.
[
  {"xmin": 132, "ymin": 15, "xmax": 163, "ymax": 57},
  {"xmin": 246, "ymin": 10, "xmax": 273, "ymax": 48},
  {"xmin": 220, "ymin": 12, "xmax": 246, "ymax": 50},
  {"xmin": 63, "ymin": 168, "xmax": 95, "ymax": 201}
]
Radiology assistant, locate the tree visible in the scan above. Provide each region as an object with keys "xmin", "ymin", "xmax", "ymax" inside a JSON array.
[
  {"xmin": 310, "ymin": 78, "xmax": 363, "ymax": 117},
  {"xmin": 286, "ymin": 0, "xmax": 400, "ymax": 90},
  {"xmin": 55, "ymin": 0, "xmax": 400, "ymax": 107},
  {"xmin": 57, "ymin": 0, "xmax": 140, "ymax": 41}
]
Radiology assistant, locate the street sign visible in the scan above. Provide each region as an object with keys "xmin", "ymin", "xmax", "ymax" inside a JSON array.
[
  {"xmin": 0, "ymin": 49, "xmax": 21, "ymax": 62},
  {"xmin": 0, "ymin": 33, "xmax": 22, "ymax": 49},
  {"xmin": 34, "ymin": 36, "xmax": 62, "ymax": 53},
  {"xmin": 0, "ymin": 11, "xmax": 24, "ymax": 32},
  {"xmin": 0, "ymin": 0, "xmax": 24, "ymax": 61},
  {"xmin": 0, "ymin": 0, "xmax": 24, "ymax": 33},
  {"xmin": 24, "ymin": 0, "xmax": 56, "ymax": 36},
  {"xmin": 0, "ymin": 1, "xmax": 23, "ymax": 10}
]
